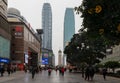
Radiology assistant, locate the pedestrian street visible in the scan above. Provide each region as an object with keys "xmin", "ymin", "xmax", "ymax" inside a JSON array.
[{"xmin": 0, "ymin": 70, "xmax": 120, "ymax": 83}]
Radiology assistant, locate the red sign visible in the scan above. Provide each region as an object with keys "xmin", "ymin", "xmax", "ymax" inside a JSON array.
[{"xmin": 15, "ymin": 26, "xmax": 22, "ymax": 32}]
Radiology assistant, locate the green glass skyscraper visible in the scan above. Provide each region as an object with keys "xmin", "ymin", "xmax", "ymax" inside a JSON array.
[{"xmin": 63, "ymin": 8, "xmax": 75, "ymax": 65}]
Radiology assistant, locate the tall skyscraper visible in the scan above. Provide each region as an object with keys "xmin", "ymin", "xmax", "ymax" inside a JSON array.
[
  {"xmin": 64, "ymin": 8, "xmax": 75, "ymax": 48},
  {"xmin": 42, "ymin": 3, "xmax": 52, "ymax": 50},
  {"xmin": 63, "ymin": 8, "xmax": 75, "ymax": 65},
  {"xmin": 42, "ymin": 3, "xmax": 53, "ymax": 66}
]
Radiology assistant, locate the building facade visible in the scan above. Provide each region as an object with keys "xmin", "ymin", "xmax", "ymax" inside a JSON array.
[
  {"xmin": 42, "ymin": 3, "xmax": 53, "ymax": 66},
  {"xmin": 41, "ymin": 48, "xmax": 53, "ymax": 66},
  {"xmin": 0, "ymin": 0, "xmax": 7, "ymax": 18},
  {"xmin": 42, "ymin": 3, "xmax": 52, "ymax": 50},
  {"xmin": 36, "ymin": 29, "xmax": 43, "ymax": 65},
  {"xmin": 0, "ymin": 0, "xmax": 11, "ymax": 64},
  {"xmin": 7, "ymin": 8, "xmax": 40, "ymax": 69},
  {"xmin": 63, "ymin": 8, "xmax": 75, "ymax": 66}
]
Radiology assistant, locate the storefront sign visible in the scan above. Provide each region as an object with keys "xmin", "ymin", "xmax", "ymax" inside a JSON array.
[{"xmin": 0, "ymin": 58, "xmax": 10, "ymax": 63}]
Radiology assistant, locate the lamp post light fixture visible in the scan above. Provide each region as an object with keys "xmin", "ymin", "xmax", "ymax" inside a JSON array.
[
  {"xmin": 81, "ymin": 43, "xmax": 85, "ymax": 48},
  {"xmin": 106, "ymin": 49, "xmax": 112, "ymax": 52},
  {"xmin": 77, "ymin": 46, "xmax": 80, "ymax": 50},
  {"xmin": 86, "ymin": 46, "xmax": 89, "ymax": 49}
]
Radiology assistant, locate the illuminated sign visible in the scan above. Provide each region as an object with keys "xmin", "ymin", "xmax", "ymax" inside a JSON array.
[
  {"xmin": 0, "ymin": 58, "xmax": 10, "ymax": 63},
  {"xmin": 42, "ymin": 58, "xmax": 48, "ymax": 65},
  {"xmin": 15, "ymin": 26, "xmax": 22, "ymax": 32},
  {"xmin": 14, "ymin": 26, "xmax": 23, "ymax": 36}
]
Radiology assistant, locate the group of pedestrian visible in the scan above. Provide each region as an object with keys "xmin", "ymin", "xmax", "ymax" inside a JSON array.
[
  {"xmin": 29, "ymin": 65, "xmax": 108, "ymax": 81},
  {"xmin": 0, "ymin": 64, "xmax": 16, "ymax": 77},
  {"xmin": 82, "ymin": 65, "xmax": 108, "ymax": 81},
  {"xmin": 84, "ymin": 65, "xmax": 95, "ymax": 81},
  {"xmin": 47, "ymin": 67, "xmax": 65, "ymax": 76},
  {"xmin": 58, "ymin": 67, "xmax": 65, "ymax": 76}
]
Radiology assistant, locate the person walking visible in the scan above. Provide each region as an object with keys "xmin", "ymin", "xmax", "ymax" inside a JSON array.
[
  {"xmin": 7, "ymin": 65, "xmax": 11, "ymax": 76},
  {"xmin": 55, "ymin": 67, "xmax": 58, "ymax": 74},
  {"xmin": 85, "ymin": 66, "xmax": 90, "ymax": 80},
  {"xmin": 31, "ymin": 67, "xmax": 36, "ymax": 79},
  {"xmin": 48, "ymin": 68, "xmax": 52, "ymax": 76},
  {"xmin": 24, "ymin": 66, "xmax": 27, "ymax": 73},
  {"xmin": 102, "ymin": 68, "xmax": 107, "ymax": 80},
  {"xmin": 81, "ymin": 67, "xmax": 85, "ymax": 78},
  {"xmin": 89, "ymin": 66, "xmax": 95, "ymax": 80},
  {"xmin": 61, "ymin": 67, "xmax": 65, "ymax": 76}
]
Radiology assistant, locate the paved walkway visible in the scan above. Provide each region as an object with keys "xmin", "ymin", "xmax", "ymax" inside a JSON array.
[
  {"xmin": 0, "ymin": 71, "xmax": 24, "ymax": 82},
  {"xmin": 0, "ymin": 70, "xmax": 120, "ymax": 83}
]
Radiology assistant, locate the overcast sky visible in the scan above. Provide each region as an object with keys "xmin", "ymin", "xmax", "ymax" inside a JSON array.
[{"xmin": 8, "ymin": 0, "xmax": 83, "ymax": 65}]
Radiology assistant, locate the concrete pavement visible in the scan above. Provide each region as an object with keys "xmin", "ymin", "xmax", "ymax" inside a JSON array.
[
  {"xmin": 0, "ymin": 70, "xmax": 120, "ymax": 83},
  {"xmin": 0, "ymin": 71, "xmax": 24, "ymax": 82}
]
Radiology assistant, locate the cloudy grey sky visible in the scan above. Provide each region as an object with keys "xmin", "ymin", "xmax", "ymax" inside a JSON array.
[{"xmin": 8, "ymin": 0, "xmax": 82, "ymax": 65}]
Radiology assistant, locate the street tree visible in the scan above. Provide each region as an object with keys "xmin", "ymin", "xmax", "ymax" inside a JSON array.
[
  {"xmin": 64, "ymin": 31, "xmax": 106, "ymax": 66},
  {"xmin": 104, "ymin": 61, "xmax": 120, "ymax": 73},
  {"xmin": 75, "ymin": 0, "xmax": 120, "ymax": 46}
]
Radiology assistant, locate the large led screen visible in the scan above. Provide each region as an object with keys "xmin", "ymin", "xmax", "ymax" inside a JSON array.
[
  {"xmin": 42, "ymin": 58, "xmax": 48, "ymax": 65},
  {"xmin": 42, "ymin": 53, "xmax": 48, "ymax": 65}
]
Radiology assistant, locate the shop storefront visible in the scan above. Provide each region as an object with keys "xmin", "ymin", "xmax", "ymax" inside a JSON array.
[{"xmin": 0, "ymin": 36, "xmax": 10, "ymax": 65}]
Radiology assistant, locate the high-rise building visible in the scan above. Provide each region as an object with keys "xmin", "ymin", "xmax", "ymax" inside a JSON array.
[
  {"xmin": 0, "ymin": 0, "xmax": 11, "ymax": 64},
  {"xmin": 42, "ymin": 3, "xmax": 53, "ymax": 66},
  {"xmin": 63, "ymin": 8, "xmax": 75, "ymax": 65},
  {"xmin": 42, "ymin": 3, "xmax": 52, "ymax": 50},
  {"xmin": 7, "ymin": 8, "xmax": 40, "ymax": 69}
]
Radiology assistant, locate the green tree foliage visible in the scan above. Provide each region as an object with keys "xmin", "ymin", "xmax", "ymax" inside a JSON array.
[
  {"xmin": 104, "ymin": 61, "xmax": 120, "ymax": 73},
  {"xmin": 75, "ymin": 0, "xmax": 120, "ymax": 45},
  {"xmin": 64, "ymin": 32, "xmax": 106, "ymax": 66}
]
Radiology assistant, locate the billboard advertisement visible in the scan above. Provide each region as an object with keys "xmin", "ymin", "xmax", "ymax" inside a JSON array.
[
  {"xmin": 42, "ymin": 53, "xmax": 48, "ymax": 65},
  {"xmin": 0, "ymin": 58, "xmax": 10, "ymax": 63},
  {"xmin": 42, "ymin": 58, "xmax": 48, "ymax": 65}
]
